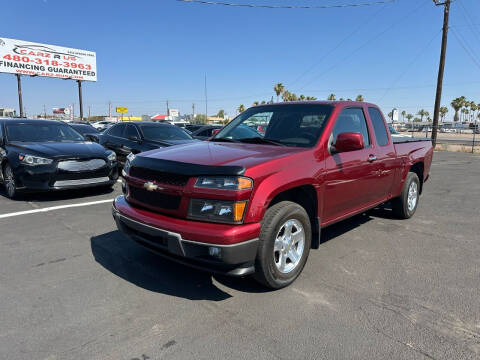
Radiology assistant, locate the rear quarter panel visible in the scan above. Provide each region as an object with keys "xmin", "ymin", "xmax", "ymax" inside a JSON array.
[{"xmin": 392, "ymin": 140, "xmax": 433, "ymax": 196}]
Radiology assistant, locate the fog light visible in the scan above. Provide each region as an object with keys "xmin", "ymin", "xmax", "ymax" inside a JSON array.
[{"xmin": 208, "ymin": 247, "xmax": 221, "ymax": 258}]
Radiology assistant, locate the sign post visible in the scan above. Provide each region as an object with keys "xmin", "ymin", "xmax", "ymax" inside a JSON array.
[
  {"xmin": 16, "ymin": 74, "xmax": 24, "ymax": 118},
  {"xmin": 116, "ymin": 107, "xmax": 128, "ymax": 122},
  {"xmin": 77, "ymin": 80, "xmax": 83, "ymax": 121}
]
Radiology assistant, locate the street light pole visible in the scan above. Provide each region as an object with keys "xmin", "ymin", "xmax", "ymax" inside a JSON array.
[
  {"xmin": 77, "ymin": 80, "xmax": 84, "ymax": 121},
  {"xmin": 432, "ymin": 0, "xmax": 451, "ymax": 148}
]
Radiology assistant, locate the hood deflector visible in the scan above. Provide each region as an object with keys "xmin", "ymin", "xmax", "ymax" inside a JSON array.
[{"xmin": 131, "ymin": 156, "xmax": 245, "ymax": 176}]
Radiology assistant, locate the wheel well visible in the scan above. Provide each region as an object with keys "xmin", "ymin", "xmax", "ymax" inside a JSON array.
[
  {"xmin": 409, "ymin": 162, "xmax": 424, "ymax": 193},
  {"xmin": 268, "ymin": 185, "xmax": 320, "ymax": 249}
]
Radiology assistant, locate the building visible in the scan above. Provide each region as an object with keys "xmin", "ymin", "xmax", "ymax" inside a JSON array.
[{"xmin": 0, "ymin": 108, "xmax": 16, "ymax": 118}]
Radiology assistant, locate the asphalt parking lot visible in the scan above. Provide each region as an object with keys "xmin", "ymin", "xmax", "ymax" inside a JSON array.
[{"xmin": 1, "ymin": 151, "xmax": 479, "ymax": 360}]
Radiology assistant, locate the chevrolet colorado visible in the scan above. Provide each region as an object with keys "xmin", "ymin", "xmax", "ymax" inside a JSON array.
[{"xmin": 112, "ymin": 101, "xmax": 433, "ymax": 289}]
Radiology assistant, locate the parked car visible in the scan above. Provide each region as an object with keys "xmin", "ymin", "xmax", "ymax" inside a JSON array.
[
  {"xmin": 69, "ymin": 122, "xmax": 101, "ymax": 142},
  {"xmin": 113, "ymin": 101, "xmax": 433, "ymax": 289},
  {"xmin": 99, "ymin": 122, "xmax": 197, "ymax": 166},
  {"xmin": 92, "ymin": 120, "xmax": 116, "ymax": 130},
  {"xmin": 0, "ymin": 119, "xmax": 118, "ymax": 198},
  {"xmin": 185, "ymin": 124, "xmax": 205, "ymax": 133},
  {"xmin": 191, "ymin": 125, "xmax": 223, "ymax": 140}
]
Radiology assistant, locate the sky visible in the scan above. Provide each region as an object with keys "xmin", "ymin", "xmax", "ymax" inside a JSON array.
[{"xmin": 1, "ymin": 0, "xmax": 479, "ymax": 121}]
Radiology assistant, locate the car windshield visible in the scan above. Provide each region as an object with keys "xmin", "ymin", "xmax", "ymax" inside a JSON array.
[
  {"xmin": 6, "ymin": 123, "xmax": 85, "ymax": 142},
  {"xmin": 139, "ymin": 125, "xmax": 193, "ymax": 141},
  {"xmin": 214, "ymin": 104, "xmax": 334, "ymax": 148},
  {"xmin": 70, "ymin": 124, "xmax": 99, "ymax": 135}
]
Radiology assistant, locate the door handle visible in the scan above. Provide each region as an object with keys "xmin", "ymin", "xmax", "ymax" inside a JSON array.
[{"xmin": 368, "ymin": 155, "xmax": 377, "ymax": 162}]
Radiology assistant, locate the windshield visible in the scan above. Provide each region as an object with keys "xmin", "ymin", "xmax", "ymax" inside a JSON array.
[
  {"xmin": 6, "ymin": 123, "xmax": 85, "ymax": 142},
  {"xmin": 70, "ymin": 124, "xmax": 99, "ymax": 135},
  {"xmin": 214, "ymin": 104, "xmax": 334, "ymax": 147},
  {"xmin": 139, "ymin": 125, "xmax": 193, "ymax": 141}
]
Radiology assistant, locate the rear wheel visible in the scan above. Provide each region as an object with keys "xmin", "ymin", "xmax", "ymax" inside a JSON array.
[
  {"xmin": 392, "ymin": 172, "xmax": 420, "ymax": 219},
  {"xmin": 3, "ymin": 164, "xmax": 17, "ymax": 199},
  {"xmin": 254, "ymin": 201, "xmax": 311, "ymax": 289}
]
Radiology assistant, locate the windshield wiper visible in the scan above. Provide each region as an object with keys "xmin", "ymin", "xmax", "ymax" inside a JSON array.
[
  {"xmin": 237, "ymin": 137, "xmax": 286, "ymax": 146},
  {"xmin": 211, "ymin": 138, "xmax": 240, "ymax": 143}
]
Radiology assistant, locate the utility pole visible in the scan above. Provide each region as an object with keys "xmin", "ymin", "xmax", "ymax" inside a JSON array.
[
  {"xmin": 88, "ymin": 105, "xmax": 91, "ymax": 121},
  {"xmin": 432, "ymin": 0, "xmax": 451, "ymax": 148},
  {"xmin": 204, "ymin": 74, "xmax": 208, "ymax": 124},
  {"xmin": 166, "ymin": 100, "xmax": 170, "ymax": 117},
  {"xmin": 16, "ymin": 74, "xmax": 24, "ymax": 118},
  {"xmin": 192, "ymin": 103, "xmax": 195, "ymax": 122},
  {"xmin": 43, "ymin": 104, "xmax": 46, "ymax": 119},
  {"xmin": 108, "ymin": 101, "xmax": 112, "ymax": 118}
]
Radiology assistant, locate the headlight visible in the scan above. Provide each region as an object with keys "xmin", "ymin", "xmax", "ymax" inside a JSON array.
[
  {"xmin": 188, "ymin": 199, "xmax": 247, "ymax": 224},
  {"xmin": 195, "ymin": 176, "xmax": 253, "ymax": 190},
  {"xmin": 107, "ymin": 151, "xmax": 116, "ymax": 162},
  {"xmin": 19, "ymin": 154, "xmax": 53, "ymax": 165},
  {"xmin": 122, "ymin": 153, "xmax": 135, "ymax": 177}
]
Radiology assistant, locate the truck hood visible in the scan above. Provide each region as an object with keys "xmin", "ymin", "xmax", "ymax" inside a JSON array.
[
  {"xmin": 140, "ymin": 141, "xmax": 306, "ymax": 169},
  {"xmin": 8, "ymin": 141, "xmax": 108, "ymax": 159}
]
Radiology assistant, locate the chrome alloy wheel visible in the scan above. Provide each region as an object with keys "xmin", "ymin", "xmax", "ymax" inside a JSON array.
[
  {"xmin": 407, "ymin": 181, "xmax": 418, "ymax": 212},
  {"xmin": 4, "ymin": 166, "xmax": 16, "ymax": 198},
  {"xmin": 273, "ymin": 219, "xmax": 305, "ymax": 274}
]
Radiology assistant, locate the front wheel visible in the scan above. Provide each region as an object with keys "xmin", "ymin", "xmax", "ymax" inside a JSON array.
[
  {"xmin": 254, "ymin": 201, "xmax": 311, "ymax": 289},
  {"xmin": 3, "ymin": 164, "xmax": 17, "ymax": 199},
  {"xmin": 391, "ymin": 172, "xmax": 420, "ymax": 219}
]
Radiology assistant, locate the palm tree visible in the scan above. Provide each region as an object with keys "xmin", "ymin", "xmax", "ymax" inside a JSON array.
[
  {"xmin": 252, "ymin": 101, "xmax": 259, "ymax": 106},
  {"xmin": 306, "ymin": 96, "xmax": 317, "ymax": 100},
  {"xmin": 274, "ymin": 83, "xmax": 285, "ymax": 102},
  {"xmin": 261, "ymin": 100, "xmax": 266, "ymax": 105},
  {"xmin": 439, "ymin": 106, "xmax": 448, "ymax": 122},
  {"xmin": 289, "ymin": 93, "xmax": 298, "ymax": 101},
  {"xmin": 355, "ymin": 94, "xmax": 364, "ymax": 102},
  {"xmin": 406, "ymin": 114, "xmax": 414, "ymax": 122},
  {"xmin": 388, "ymin": 111, "xmax": 393, "ymax": 121},
  {"xmin": 417, "ymin": 109, "xmax": 428, "ymax": 122},
  {"xmin": 282, "ymin": 90, "xmax": 291, "ymax": 102},
  {"xmin": 451, "ymin": 96, "xmax": 466, "ymax": 122},
  {"xmin": 327, "ymin": 94, "xmax": 336, "ymax": 101},
  {"xmin": 237, "ymin": 104, "xmax": 245, "ymax": 113},
  {"xmin": 299, "ymin": 94, "xmax": 306, "ymax": 101},
  {"xmin": 401, "ymin": 110, "xmax": 406, "ymax": 122}
]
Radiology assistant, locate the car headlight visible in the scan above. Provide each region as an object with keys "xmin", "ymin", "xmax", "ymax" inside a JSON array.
[
  {"xmin": 122, "ymin": 153, "xmax": 135, "ymax": 177},
  {"xmin": 195, "ymin": 176, "xmax": 253, "ymax": 190},
  {"xmin": 19, "ymin": 154, "xmax": 53, "ymax": 165},
  {"xmin": 188, "ymin": 199, "xmax": 247, "ymax": 224},
  {"xmin": 107, "ymin": 151, "xmax": 116, "ymax": 162}
]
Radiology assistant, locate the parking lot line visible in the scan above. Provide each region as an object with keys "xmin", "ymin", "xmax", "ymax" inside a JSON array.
[{"xmin": 0, "ymin": 199, "xmax": 114, "ymax": 219}]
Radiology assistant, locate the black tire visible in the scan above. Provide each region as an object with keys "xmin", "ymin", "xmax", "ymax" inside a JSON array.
[
  {"xmin": 391, "ymin": 172, "xmax": 420, "ymax": 219},
  {"xmin": 3, "ymin": 163, "xmax": 17, "ymax": 199},
  {"xmin": 254, "ymin": 201, "xmax": 311, "ymax": 289}
]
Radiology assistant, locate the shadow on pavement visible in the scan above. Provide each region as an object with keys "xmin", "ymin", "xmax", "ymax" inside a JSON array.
[
  {"xmin": 0, "ymin": 185, "xmax": 115, "ymax": 202},
  {"xmin": 91, "ymin": 230, "xmax": 237, "ymax": 301}
]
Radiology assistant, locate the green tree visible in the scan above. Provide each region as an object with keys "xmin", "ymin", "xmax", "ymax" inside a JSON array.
[
  {"xmin": 327, "ymin": 93, "xmax": 336, "ymax": 101},
  {"xmin": 194, "ymin": 114, "xmax": 207, "ymax": 124},
  {"xmin": 451, "ymin": 96, "xmax": 466, "ymax": 122},
  {"xmin": 261, "ymin": 100, "xmax": 266, "ymax": 104},
  {"xmin": 388, "ymin": 111, "xmax": 393, "ymax": 120},
  {"xmin": 216, "ymin": 109, "xmax": 225, "ymax": 119},
  {"xmin": 306, "ymin": 96, "xmax": 317, "ymax": 100},
  {"xmin": 355, "ymin": 94, "xmax": 364, "ymax": 102},
  {"xmin": 237, "ymin": 104, "xmax": 245, "ymax": 113},
  {"xmin": 406, "ymin": 113, "xmax": 414, "ymax": 122},
  {"xmin": 252, "ymin": 101, "xmax": 259, "ymax": 106},
  {"xmin": 299, "ymin": 94, "xmax": 306, "ymax": 101},
  {"xmin": 417, "ymin": 109, "xmax": 428, "ymax": 122},
  {"xmin": 274, "ymin": 83, "xmax": 285, "ymax": 102},
  {"xmin": 401, "ymin": 110, "xmax": 406, "ymax": 122},
  {"xmin": 439, "ymin": 106, "xmax": 448, "ymax": 122}
]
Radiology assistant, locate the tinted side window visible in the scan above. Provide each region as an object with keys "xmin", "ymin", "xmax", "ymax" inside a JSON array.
[
  {"xmin": 332, "ymin": 108, "xmax": 370, "ymax": 147},
  {"xmin": 108, "ymin": 124, "xmax": 125, "ymax": 137},
  {"xmin": 125, "ymin": 124, "xmax": 140, "ymax": 139},
  {"xmin": 0, "ymin": 123, "xmax": 3, "ymax": 138},
  {"xmin": 198, "ymin": 129, "xmax": 212, "ymax": 137},
  {"xmin": 368, "ymin": 107, "xmax": 389, "ymax": 146}
]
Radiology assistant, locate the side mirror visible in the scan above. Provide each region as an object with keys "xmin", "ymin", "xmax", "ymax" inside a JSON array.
[
  {"xmin": 333, "ymin": 132, "xmax": 364, "ymax": 153},
  {"xmin": 85, "ymin": 134, "xmax": 99, "ymax": 143},
  {"xmin": 128, "ymin": 135, "xmax": 141, "ymax": 143}
]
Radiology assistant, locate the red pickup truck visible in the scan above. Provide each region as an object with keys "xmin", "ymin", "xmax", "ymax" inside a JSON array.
[{"xmin": 113, "ymin": 101, "xmax": 433, "ymax": 288}]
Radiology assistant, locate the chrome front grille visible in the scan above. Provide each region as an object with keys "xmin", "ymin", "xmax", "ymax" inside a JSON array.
[{"xmin": 58, "ymin": 159, "xmax": 106, "ymax": 172}]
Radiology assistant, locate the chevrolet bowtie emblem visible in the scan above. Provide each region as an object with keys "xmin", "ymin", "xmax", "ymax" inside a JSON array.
[{"xmin": 143, "ymin": 182, "xmax": 159, "ymax": 191}]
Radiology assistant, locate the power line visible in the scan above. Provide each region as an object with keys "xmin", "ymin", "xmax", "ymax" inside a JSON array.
[
  {"xmin": 457, "ymin": 0, "xmax": 480, "ymax": 44},
  {"xmin": 287, "ymin": 2, "xmax": 392, "ymax": 88},
  {"xmin": 177, "ymin": 0, "xmax": 396, "ymax": 9},
  {"xmin": 294, "ymin": 0, "xmax": 429, "ymax": 91},
  {"xmin": 451, "ymin": 27, "xmax": 480, "ymax": 71}
]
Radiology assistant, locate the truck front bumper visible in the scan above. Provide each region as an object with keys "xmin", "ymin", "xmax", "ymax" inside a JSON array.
[{"xmin": 112, "ymin": 196, "xmax": 260, "ymax": 276}]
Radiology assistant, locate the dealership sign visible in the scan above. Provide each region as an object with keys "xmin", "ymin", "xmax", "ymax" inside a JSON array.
[
  {"xmin": 0, "ymin": 37, "xmax": 97, "ymax": 82},
  {"xmin": 53, "ymin": 107, "xmax": 70, "ymax": 115}
]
